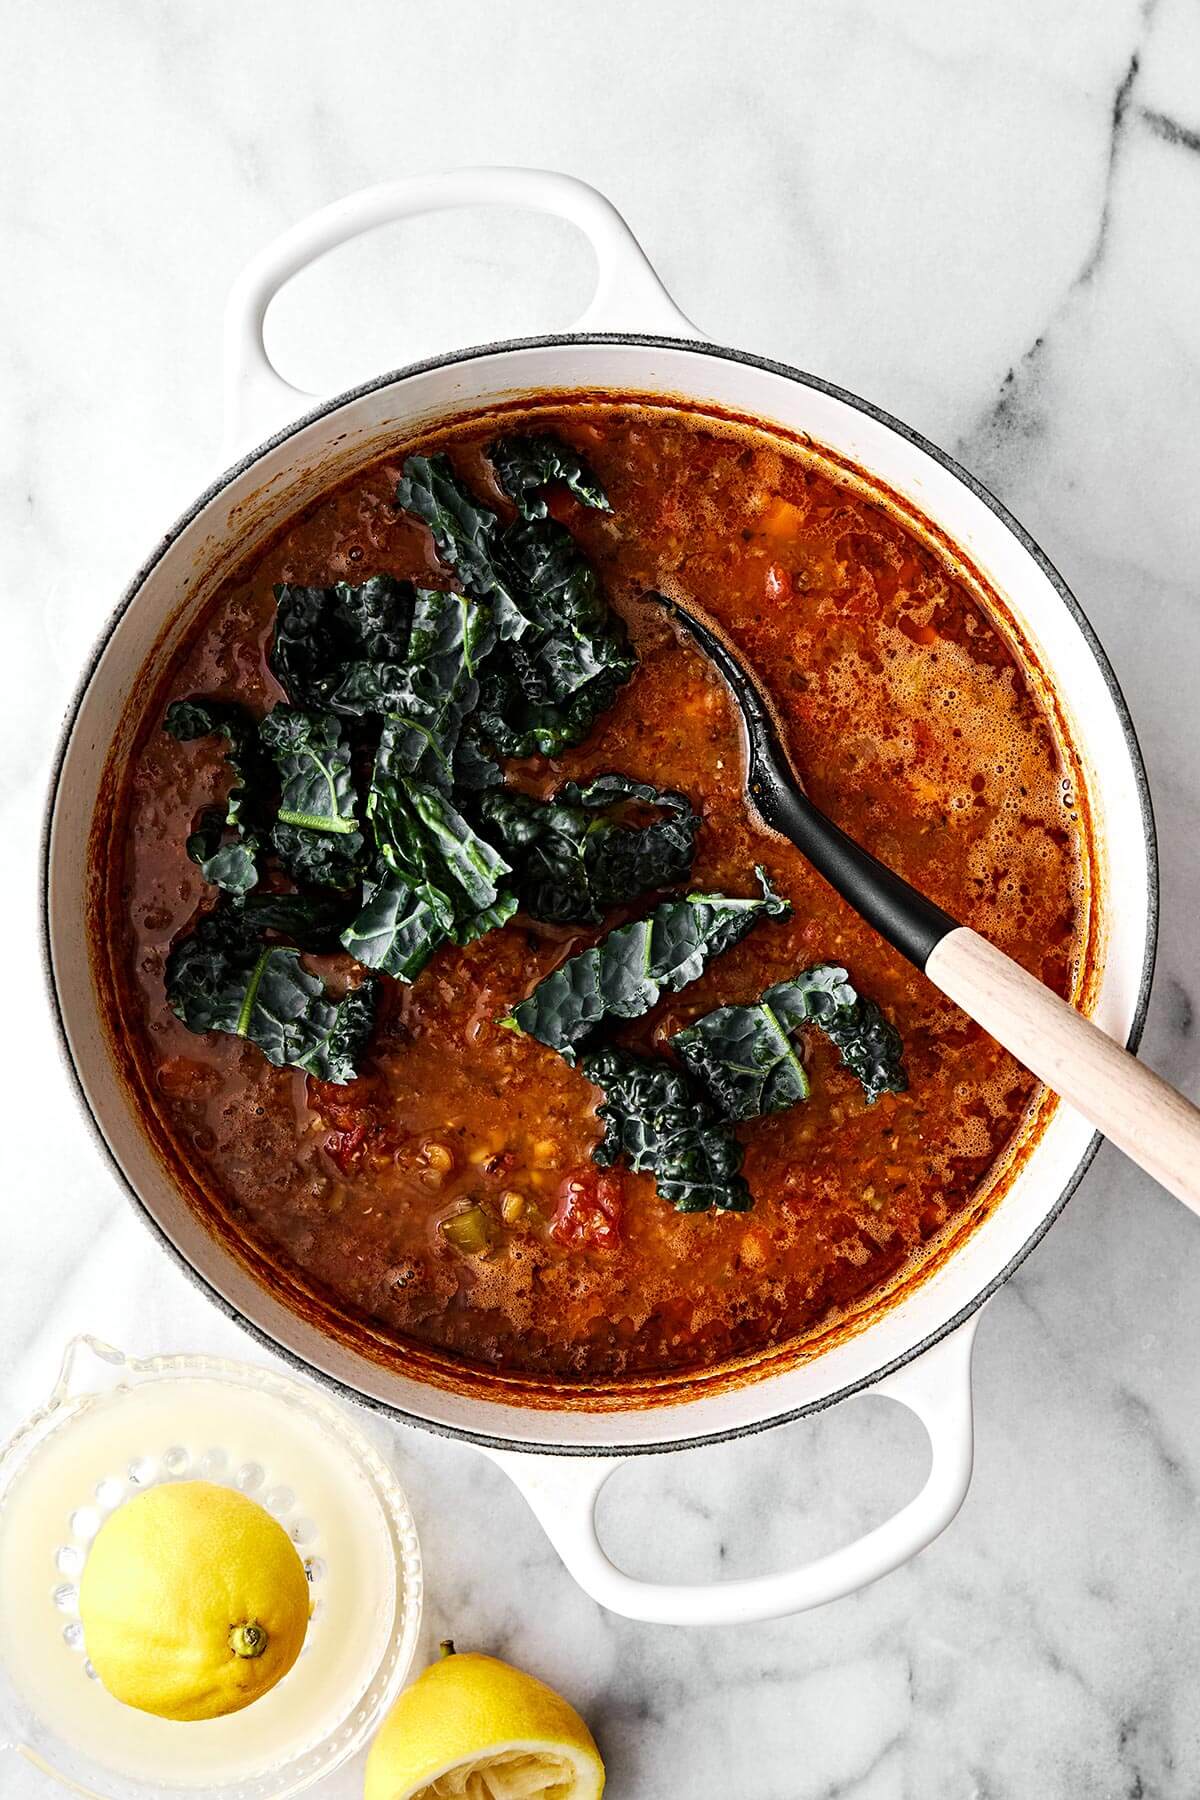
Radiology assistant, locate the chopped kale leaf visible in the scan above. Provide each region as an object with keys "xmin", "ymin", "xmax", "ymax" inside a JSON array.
[
  {"xmin": 258, "ymin": 707, "xmax": 365, "ymax": 888},
  {"xmin": 165, "ymin": 904, "xmax": 376, "ymax": 1083},
  {"xmin": 474, "ymin": 651, "xmax": 634, "ymax": 760},
  {"xmin": 270, "ymin": 575, "xmax": 414, "ymax": 711},
  {"xmin": 506, "ymin": 869, "xmax": 789, "ymax": 1063},
  {"xmin": 582, "ymin": 1044, "xmax": 750, "ymax": 1212},
  {"xmin": 164, "ymin": 698, "xmax": 266, "ymax": 894},
  {"xmin": 395, "ymin": 451, "xmax": 635, "ymax": 755},
  {"xmin": 480, "ymin": 773, "xmax": 698, "ymax": 924},
  {"xmin": 394, "ymin": 454, "xmax": 529, "ymax": 641},
  {"xmin": 672, "ymin": 1001, "xmax": 811, "ymax": 1122},
  {"xmin": 489, "ymin": 433, "xmax": 611, "ymax": 519},
  {"xmin": 338, "ymin": 865, "xmax": 449, "ymax": 981},
  {"xmin": 183, "ymin": 810, "xmax": 261, "ymax": 898},
  {"xmin": 235, "ymin": 890, "xmax": 356, "ymax": 952},
  {"xmin": 675, "ymin": 963, "xmax": 907, "ymax": 1116}
]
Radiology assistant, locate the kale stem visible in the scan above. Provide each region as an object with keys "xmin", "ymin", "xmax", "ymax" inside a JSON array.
[
  {"xmin": 276, "ymin": 808, "xmax": 357, "ymax": 835},
  {"xmin": 235, "ymin": 948, "xmax": 272, "ymax": 1038}
]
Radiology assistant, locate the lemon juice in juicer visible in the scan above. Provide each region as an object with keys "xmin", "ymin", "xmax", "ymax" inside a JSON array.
[{"xmin": 0, "ymin": 1339, "xmax": 422, "ymax": 1798}]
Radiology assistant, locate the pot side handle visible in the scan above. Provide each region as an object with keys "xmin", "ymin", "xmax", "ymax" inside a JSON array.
[
  {"xmin": 481, "ymin": 1314, "xmax": 980, "ymax": 1626},
  {"xmin": 223, "ymin": 166, "xmax": 699, "ymax": 457}
]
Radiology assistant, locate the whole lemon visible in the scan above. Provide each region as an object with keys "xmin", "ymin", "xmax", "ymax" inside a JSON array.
[
  {"xmin": 365, "ymin": 1642, "xmax": 604, "ymax": 1800},
  {"xmin": 78, "ymin": 1479, "xmax": 310, "ymax": 1721}
]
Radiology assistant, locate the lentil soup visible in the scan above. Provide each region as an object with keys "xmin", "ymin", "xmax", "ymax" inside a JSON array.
[{"xmin": 98, "ymin": 399, "xmax": 1092, "ymax": 1385}]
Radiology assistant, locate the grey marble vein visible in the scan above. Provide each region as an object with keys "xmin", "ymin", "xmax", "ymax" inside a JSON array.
[{"xmin": 1142, "ymin": 106, "xmax": 1200, "ymax": 153}]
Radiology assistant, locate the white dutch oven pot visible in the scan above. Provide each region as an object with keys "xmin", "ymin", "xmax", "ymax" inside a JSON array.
[{"xmin": 43, "ymin": 169, "xmax": 1156, "ymax": 1628}]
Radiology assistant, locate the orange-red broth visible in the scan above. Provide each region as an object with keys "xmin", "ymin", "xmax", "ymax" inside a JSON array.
[{"xmin": 107, "ymin": 405, "xmax": 1088, "ymax": 1379}]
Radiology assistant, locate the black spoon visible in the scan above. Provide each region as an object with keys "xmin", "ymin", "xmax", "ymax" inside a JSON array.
[{"xmin": 652, "ymin": 592, "xmax": 1200, "ymax": 1212}]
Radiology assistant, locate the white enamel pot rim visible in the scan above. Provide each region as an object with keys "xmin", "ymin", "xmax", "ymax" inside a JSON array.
[{"xmin": 41, "ymin": 169, "xmax": 1157, "ymax": 1626}]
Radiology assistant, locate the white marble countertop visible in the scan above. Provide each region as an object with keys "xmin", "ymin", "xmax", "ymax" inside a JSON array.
[{"xmin": 5, "ymin": 0, "xmax": 1200, "ymax": 1793}]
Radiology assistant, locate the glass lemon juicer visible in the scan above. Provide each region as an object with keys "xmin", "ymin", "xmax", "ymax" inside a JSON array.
[{"xmin": 0, "ymin": 1338, "xmax": 423, "ymax": 1798}]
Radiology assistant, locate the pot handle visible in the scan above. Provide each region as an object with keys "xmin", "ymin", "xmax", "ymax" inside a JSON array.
[
  {"xmin": 223, "ymin": 166, "xmax": 699, "ymax": 457},
  {"xmin": 481, "ymin": 1314, "xmax": 979, "ymax": 1626}
]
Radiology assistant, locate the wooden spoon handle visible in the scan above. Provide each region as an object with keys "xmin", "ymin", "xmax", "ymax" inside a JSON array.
[{"xmin": 926, "ymin": 927, "xmax": 1200, "ymax": 1211}]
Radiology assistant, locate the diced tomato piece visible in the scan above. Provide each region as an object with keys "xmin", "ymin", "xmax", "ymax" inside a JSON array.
[
  {"xmin": 764, "ymin": 562, "xmax": 791, "ymax": 603},
  {"xmin": 309, "ymin": 1074, "xmax": 381, "ymax": 1130},
  {"xmin": 552, "ymin": 1166, "xmax": 624, "ymax": 1251},
  {"xmin": 325, "ymin": 1123, "xmax": 369, "ymax": 1176},
  {"xmin": 308, "ymin": 1075, "xmax": 399, "ymax": 1176}
]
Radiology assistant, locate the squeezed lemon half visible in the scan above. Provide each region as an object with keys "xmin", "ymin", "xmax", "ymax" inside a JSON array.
[
  {"xmin": 78, "ymin": 1479, "xmax": 310, "ymax": 1721},
  {"xmin": 365, "ymin": 1644, "xmax": 605, "ymax": 1800}
]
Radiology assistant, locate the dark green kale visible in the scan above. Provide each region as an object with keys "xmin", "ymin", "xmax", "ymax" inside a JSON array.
[
  {"xmin": 395, "ymin": 451, "xmax": 635, "ymax": 756},
  {"xmin": 339, "ymin": 857, "xmax": 518, "ymax": 980},
  {"xmin": 341, "ymin": 727, "xmax": 513, "ymax": 978},
  {"xmin": 672, "ymin": 1000, "xmax": 811, "ymax": 1122},
  {"xmin": 271, "ymin": 579, "xmax": 494, "ymax": 793},
  {"xmin": 165, "ymin": 904, "xmax": 377, "ymax": 1083},
  {"xmin": 393, "ymin": 455, "xmax": 529, "ymax": 641},
  {"xmin": 371, "ymin": 588, "xmax": 495, "ymax": 789},
  {"xmin": 758, "ymin": 964, "xmax": 860, "ymax": 1033},
  {"xmin": 368, "ymin": 755, "xmax": 510, "ymax": 922},
  {"xmin": 473, "ymin": 652, "xmax": 633, "ymax": 759},
  {"xmin": 784, "ymin": 986, "xmax": 908, "ymax": 1105},
  {"xmin": 480, "ymin": 773, "xmax": 698, "ymax": 924},
  {"xmin": 333, "ymin": 589, "xmax": 494, "ymax": 785},
  {"xmin": 452, "ymin": 721, "xmax": 505, "ymax": 792},
  {"xmin": 164, "ymin": 698, "xmax": 266, "ymax": 895},
  {"xmin": 357, "ymin": 583, "xmax": 492, "ymax": 802},
  {"xmin": 489, "ymin": 433, "xmax": 611, "ymax": 519},
  {"xmin": 183, "ymin": 810, "xmax": 261, "ymax": 898},
  {"xmin": 258, "ymin": 707, "xmax": 365, "ymax": 889},
  {"xmin": 235, "ymin": 890, "xmax": 356, "ymax": 952},
  {"xmin": 582, "ymin": 1045, "xmax": 751, "ymax": 1213},
  {"xmin": 674, "ymin": 963, "xmax": 907, "ymax": 1116},
  {"xmin": 338, "ymin": 866, "xmax": 449, "ymax": 981},
  {"xmin": 270, "ymin": 575, "xmax": 413, "ymax": 711},
  {"xmin": 506, "ymin": 870, "xmax": 790, "ymax": 1063},
  {"xmin": 503, "ymin": 515, "xmax": 634, "ymax": 704},
  {"xmin": 452, "ymin": 890, "xmax": 519, "ymax": 944}
]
